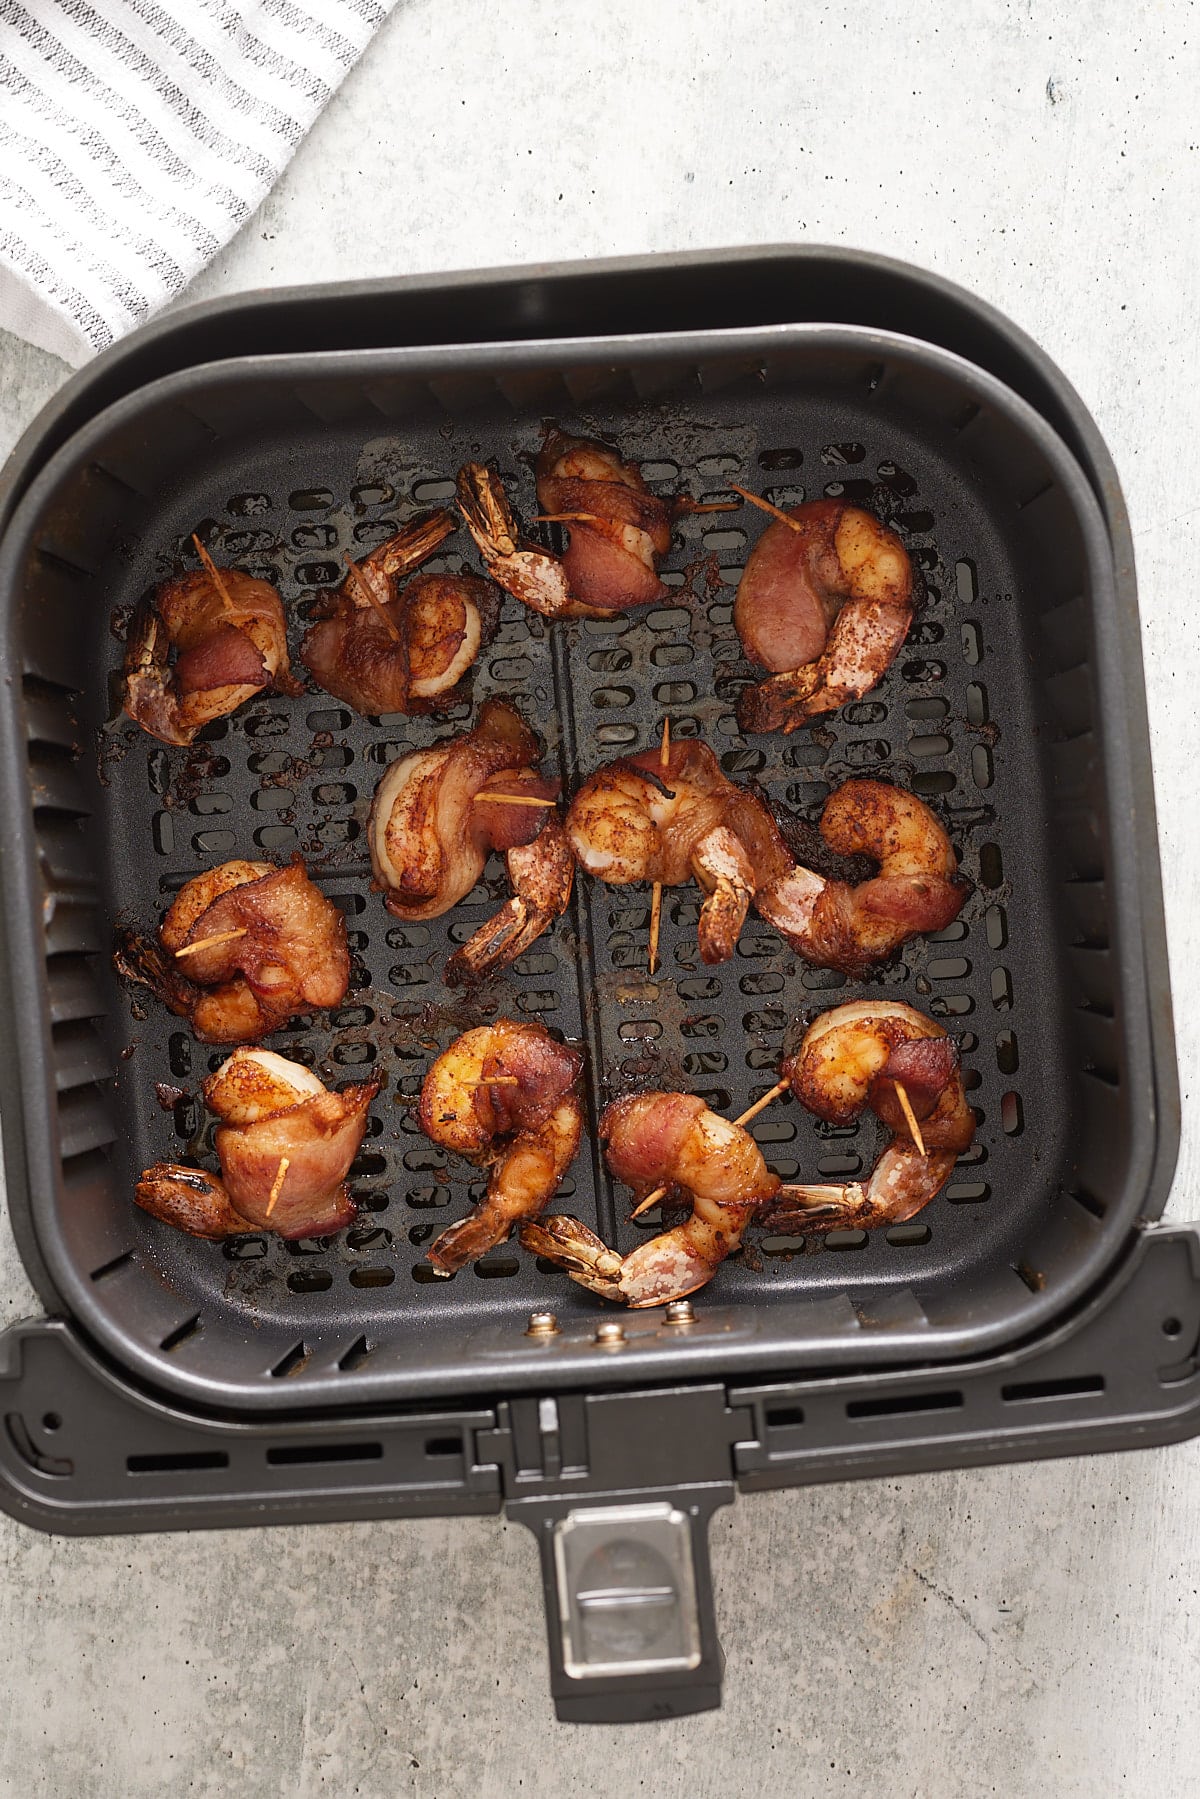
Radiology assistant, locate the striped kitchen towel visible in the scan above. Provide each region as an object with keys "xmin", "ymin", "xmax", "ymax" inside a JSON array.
[{"xmin": 0, "ymin": 0, "xmax": 396, "ymax": 366}]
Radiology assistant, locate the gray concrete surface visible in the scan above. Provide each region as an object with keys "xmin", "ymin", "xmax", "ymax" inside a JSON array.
[{"xmin": 0, "ymin": 0, "xmax": 1198, "ymax": 1792}]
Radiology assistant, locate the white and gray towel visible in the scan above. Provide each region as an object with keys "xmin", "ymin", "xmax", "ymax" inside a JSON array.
[{"xmin": 0, "ymin": 0, "xmax": 395, "ymax": 366}]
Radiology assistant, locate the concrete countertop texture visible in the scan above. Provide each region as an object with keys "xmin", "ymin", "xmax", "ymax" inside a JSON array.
[{"xmin": 0, "ymin": 1, "xmax": 1197, "ymax": 1794}]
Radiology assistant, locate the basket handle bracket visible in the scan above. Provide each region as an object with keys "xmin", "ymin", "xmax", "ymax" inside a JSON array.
[{"xmin": 479, "ymin": 1384, "xmax": 750, "ymax": 1721}]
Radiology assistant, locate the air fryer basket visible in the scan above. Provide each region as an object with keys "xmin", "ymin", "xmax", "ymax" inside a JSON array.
[{"xmin": 0, "ymin": 325, "xmax": 1158, "ymax": 1413}]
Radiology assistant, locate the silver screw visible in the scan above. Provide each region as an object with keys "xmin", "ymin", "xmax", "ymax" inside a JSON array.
[
  {"xmin": 594, "ymin": 1319, "xmax": 626, "ymax": 1346},
  {"xmin": 525, "ymin": 1310, "xmax": 560, "ymax": 1337},
  {"xmin": 664, "ymin": 1299, "xmax": 696, "ymax": 1326}
]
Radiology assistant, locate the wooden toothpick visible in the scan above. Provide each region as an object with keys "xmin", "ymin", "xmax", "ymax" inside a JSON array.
[
  {"xmin": 626, "ymin": 1075, "xmax": 928, "ymax": 1222},
  {"xmin": 676, "ymin": 499, "xmax": 742, "ymax": 515},
  {"xmin": 344, "ymin": 552, "xmax": 402, "ymax": 644},
  {"xmin": 173, "ymin": 926, "xmax": 248, "ymax": 960},
  {"xmin": 734, "ymin": 1079, "xmax": 791, "ymax": 1129},
  {"xmin": 647, "ymin": 718, "xmax": 670, "ymax": 976},
  {"xmin": 463, "ymin": 1075, "xmax": 520, "ymax": 1087},
  {"xmin": 264, "ymin": 1155, "xmax": 290, "ymax": 1219},
  {"xmin": 893, "ymin": 1080, "xmax": 927, "ymax": 1156},
  {"xmin": 629, "ymin": 1078, "xmax": 790, "ymax": 1219},
  {"xmin": 647, "ymin": 884, "xmax": 663, "ymax": 978},
  {"xmin": 535, "ymin": 512, "xmax": 603, "ymax": 525},
  {"xmin": 473, "ymin": 792, "xmax": 557, "ymax": 810},
  {"xmin": 629, "ymin": 1185, "xmax": 668, "ymax": 1221},
  {"xmin": 729, "ymin": 485, "xmax": 805, "ymax": 534},
  {"xmin": 191, "ymin": 534, "xmax": 237, "ymax": 616}
]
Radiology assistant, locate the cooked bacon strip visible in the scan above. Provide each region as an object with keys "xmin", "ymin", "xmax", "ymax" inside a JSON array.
[
  {"xmin": 301, "ymin": 510, "xmax": 498, "ymax": 715},
  {"xmin": 600, "ymin": 1090, "xmax": 711, "ymax": 1194},
  {"xmin": 113, "ymin": 856, "xmax": 350, "ymax": 1043},
  {"xmin": 417, "ymin": 1021, "xmax": 584, "ymax": 1272},
  {"xmin": 521, "ymin": 1090, "xmax": 780, "ymax": 1308},
  {"xmin": 566, "ymin": 739, "xmax": 793, "ymax": 963},
  {"xmin": 132, "ymin": 1167, "xmax": 260, "ymax": 1241},
  {"xmin": 136, "ymin": 1049, "xmax": 378, "ymax": 1241},
  {"xmin": 872, "ymin": 1035, "xmax": 960, "ymax": 1115},
  {"xmin": 754, "ymin": 779, "xmax": 968, "ymax": 977},
  {"xmin": 368, "ymin": 700, "xmax": 573, "ymax": 981},
  {"xmin": 173, "ymin": 623, "xmax": 267, "ymax": 694},
  {"xmin": 124, "ymin": 561, "xmax": 301, "ymax": 746},
  {"xmin": 535, "ymin": 430, "xmax": 672, "ymax": 611},
  {"xmin": 734, "ymin": 499, "xmax": 915, "ymax": 734}
]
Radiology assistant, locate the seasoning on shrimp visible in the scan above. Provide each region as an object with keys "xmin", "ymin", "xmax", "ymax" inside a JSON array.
[
  {"xmin": 733, "ymin": 498, "xmax": 916, "ymax": 733},
  {"xmin": 417, "ymin": 1021, "xmax": 584, "ymax": 1273},
  {"xmin": 567, "ymin": 740, "xmax": 967, "ymax": 973},
  {"xmin": 136, "ymin": 1048, "xmax": 378, "ymax": 1241},
  {"xmin": 754, "ymin": 778, "xmax": 969, "ymax": 977},
  {"xmin": 764, "ymin": 1000, "xmax": 976, "ymax": 1230},
  {"xmin": 521, "ymin": 1091, "xmax": 780, "ymax": 1307},
  {"xmin": 456, "ymin": 428, "xmax": 672, "ymax": 619},
  {"xmin": 112, "ymin": 855, "xmax": 351, "ymax": 1043},
  {"xmin": 301, "ymin": 509, "xmax": 502, "ymax": 715},
  {"xmin": 123, "ymin": 541, "xmax": 302, "ymax": 746},
  {"xmin": 367, "ymin": 699, "xmax": 574, "ymax": 983}
]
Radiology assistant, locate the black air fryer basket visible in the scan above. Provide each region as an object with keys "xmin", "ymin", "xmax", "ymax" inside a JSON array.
[{"xmin": 0, "ymin": 250, "xmax": 1187, "ymax": 1724}]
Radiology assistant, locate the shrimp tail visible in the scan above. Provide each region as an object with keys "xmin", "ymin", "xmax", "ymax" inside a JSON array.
[
  {"xmin": 769, "ymin": 1153, "xmax": 960, "ymax": 1233},
  {"xmin": 766, "ymin": 1181, "xmax": 880, "ymax": 1231},
  {"xmin": 135, "ymin": 1165, "xmax": 259, "ymax": 1239},
  {"xmin": 445, "ymin": 819, "xmax": 574, "ymax": 985},
  {"xmin": 369, "ymin": 508, "xmax": 457, "ymax": 579},
  {"xmin": 690, "ymin": 825, "xmax": 755, "ymax": 964},
  {"xmin": 618, "ymin": 1235, "xmax": 724, "ymax": 1308},
  {"xmin": 455, "ymin": 463, "xmax": 578, "ymax": 619},
  {"xmin": 123, "ymin": 608, "xmax": 194, "ymax": 745},
  {"xmin": 428, "ymin": 1208, "xmax": 511, "ymax": 1274},
  {"xmin": 113, "ymin": 924, "xmax": 200, "ymax": 1018},
  {"xmin": 737, "ymin": 665, "xmax": 824, "ymax": 736},
  {"xmin": 518, "ymin": 1214, "xmax": 626, "ymax": 1298},
  {"xmin": 456, "ymin": 460, "xmax": 519, "ymax": 558},
  {"xmin": 444, "ymin": 897, "xmax": 538, "ymax": 986}
]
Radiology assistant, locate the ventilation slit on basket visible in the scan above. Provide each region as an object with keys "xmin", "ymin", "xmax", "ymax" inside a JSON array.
[
  {"xmin": 338, "ymin": 1336, "xmax": 372, "ymax": 1372},
  {"xmin": 1017, "ymin": 479, "xmax": 1054, "ymax": 511},
  {"xmin": 349, "ymin": 1267, "xmax": 395, "ymax": 1288},
  {"xmin": 160, "ymin": 1314, "xmax": 202, "ymax": 1352},
  {"xmin": 287, "ymin": 1269, "xmax": 333, "ymax": 1294},
  {"xmin": 1001, "ymin": 1374, "xmax": 1104, "ymax": 1403},
  {"xmin": 270, "ymin": 1342, "xmax": 310, "ymax": 1379},
  {"xmin": 90, "ymin": 1250, "xmax": 136, "ymax": 1281},
  {"xmin": 265, "ymin": 1441, "xmax": 383, "ymax": 1466},
  {"xmin": 473, "ymin": 1257, "xmax": 519, "ymax": 1279},
  {"xmin": 424, "ymin": 1435, "xmax": 463, "ymax": 1458},
  {"xmin": 846, "ymin": 1390, "xmax": 962, "ymax": 1420},
  {"xmin": 127, "ymin": 1450, "xmax": 228, "ymax": 1474},
  {"xmin": 37, "ymin": 545, "xmax": 96, "ymax": 582}
]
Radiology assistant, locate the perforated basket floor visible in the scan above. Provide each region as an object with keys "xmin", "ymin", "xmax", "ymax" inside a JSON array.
[{"xmin": 0, "ymin": 326, "xmax": 1158, "ymax": 1410}]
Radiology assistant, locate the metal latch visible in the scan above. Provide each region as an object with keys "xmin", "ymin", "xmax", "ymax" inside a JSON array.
[{"xmin": 553, "ymin": 1501, "xmax": 701, "ymax": 1679}]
